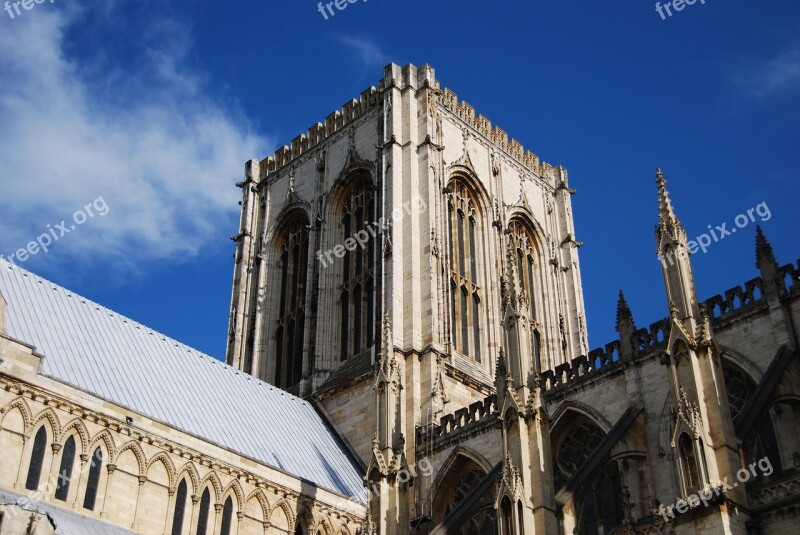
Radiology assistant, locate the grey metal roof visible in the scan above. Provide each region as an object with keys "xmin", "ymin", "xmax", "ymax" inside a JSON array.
[
  {"xmin": 0, "ymin": 260, "xmax": 365, "ymax": 502},
  {"xmin": 0, "ymin": 488, "xmax": 136, "ymax": 535}
]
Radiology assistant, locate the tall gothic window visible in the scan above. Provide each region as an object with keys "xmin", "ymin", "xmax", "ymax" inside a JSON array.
[
  {"xmin": 554, "ymin": 418, "xmax": 604, "ymax": 490},
  {"xmin": 722, "ymin": 363, "xmax": 755, "ymax": 421},
  {"xmin": 220, "ymin": 496, "xmax": 233, "ymax": 535},
  {"xmin": 340, "ymin": 183, "xmax": 375, "ymax": 361},
  {"xmin": 54, "ymin": 435, "xmax": 76, "ymax": 501},
  {"xmin": 577, "ymin": 462, "xmax": 625, "ymax": 535},
  {"xmin": 275, "ymin": 215, "xmax": 310, "ymax": 389},
  {"xmin": 25, "ymin": 426, "xmax": 47, "ymax": 491},
  {"xmin": 447, "ymin": 179, "xmax": 482, "ymax": 362},
  {"xmin": 83, "ymin": 448, "xmax": 103, "ymax": 510},
  {"xmin": 678, "ymin": 433, "xmax": 701, "ymax": 493},
  {"xmin": 196, "ymin": 488, "xmax": 211, "ymax": 535},
  {"xmin": 508, "ymin": 220, "xmax": 537, "ymax": 318},
  {"xmin": 171, "ymin": 479, "xmax": 188, "ymax": 535}
]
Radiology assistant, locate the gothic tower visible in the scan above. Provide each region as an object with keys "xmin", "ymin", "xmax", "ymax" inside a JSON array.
[{"xmin": 226, "ymin": 63, "xmax": 589, "ymax": 532}]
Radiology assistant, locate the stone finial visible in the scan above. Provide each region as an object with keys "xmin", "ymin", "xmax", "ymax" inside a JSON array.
[
  {"xmin": 616, "ymin": 290, "xmax": 637, "ymax": 360},
  {"xmin": 615, "ymin": 290, "xmax": 635, "ymax": 333},
  {"xmin": 755, "ymin": 225, "xmax": 784, "ymax": 298},
  {"xmin": 755, "ymin": 225, "xmax": 777, "ymax": 269},
  {"xmin": 655, "ymin": 168, "xmax": 686, "ymax": 244}
]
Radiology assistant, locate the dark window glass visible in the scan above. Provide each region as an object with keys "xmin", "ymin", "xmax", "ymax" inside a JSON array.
[
  {"xmin": 340, "ymin": 183, "xmax": 375, "ymax": 360},
  {"xmin": 171, "ymin": 480, "xmax": 188, "ymax": 535},
  {"xmin": 83, "ymin": 448, "xmax": 103, "ymax": 510},
  {"xmin": 275, "ymin": 216, "xmax": 309, "ymax": 388},
  {"xmin": 447, "ymin": 180, "xmax": 482, "ymax": 362},
  {"xmin": 55, "ymin": 436, "xmax": 76, "ymax": 501},
  {"xmin": 25, "ymin": 426, "xmax": 47, "ymax": 491},
  {"xmin": 555, "ymin": 420, "xmax": 604, "ymax": 489},
  {"xmin": 195, "ymin": 488, "xmax": 211, "ymax": 535},
  {"xmin": 679, "ymin": 434, "xmax": 701, "ymax": 492},
  {"xmin": 219, "ymin": 496, "xmax": 233, "ymax": 535}
]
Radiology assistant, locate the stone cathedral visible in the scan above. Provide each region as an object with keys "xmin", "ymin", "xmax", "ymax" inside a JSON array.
[{"xmin": 0, "ymin": 63, "xmax": 798, "ymax": 535}]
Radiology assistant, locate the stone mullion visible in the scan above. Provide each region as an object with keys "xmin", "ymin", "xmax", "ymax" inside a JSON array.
[
  {"xmin": 213, "ymin": 502, "xmax": 223, "ymax": 534},
  {"xmin": 162, "ymin": 487, "xmax": 176, "ymax": 535},
  {"xmin": 188, "ymin": 495, "xmax": 200, "ymax": 534},
  {"xmin": 100, "ymin": 464, "xmax": 116, "ymax": 518},
  {"xmin": 71, "ymin": 453, "xmax": 88, "ymax": 509},
  {"xmin": 131, "ymin": 474, "xmax": 147, "ymax": 530},
  {"xmin": 13, "ymin": 434, "xmax": 27, "ymax": 489},
  {"xmin": 46, "ymin": 442, "xmax": 63, "ymax": 495}
]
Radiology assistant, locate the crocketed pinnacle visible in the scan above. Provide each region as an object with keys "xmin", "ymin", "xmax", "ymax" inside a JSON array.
[
  {"xmin": 755, "ymin": 225, "xmax": 777, "ymax": 269},
  {"xmin": 656, "ymin": 168, "xmax": 678, "ymax": 226},
  {"xmin": 615, "ymin": 290, "xmax": 635, "ymax": 333}
]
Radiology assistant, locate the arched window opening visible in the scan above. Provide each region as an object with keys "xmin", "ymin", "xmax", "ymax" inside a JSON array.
[
  {"xmin": 220, "ymin": 496, "xmax": 233, "ymax": 535},
  {"xmin": 501, "ymin": 496, "xmax": 513, "ymax": 535},
  {"xmin": 275, "ymin": 215, "xmax": 310, "ymax": 389},
  {"xmin": 553, "ymin": 418, "xmax": 604, "ymax": 490},
  {"xmin": 196, "ymin": 488, "xmax": 211, "ymax": 535},
  {"xmin": 339, "ymin": 184, "xmax": 375, "ymax": 361},
  {"xmin": 722, "ymin": 363, "xmax": 756, "ymax": 421},
  {"xmin": 679, "ymin": 434, "xmax": 701, "ymax": 493},
  {"xmin": 748, "ymin": 414, "xmax": 783, "ymax": 476},
  {"xmin": 447, "ymin": 179, "xmax": 482, "ymax": 362},
  {"xmin": 171, "ymin": 479, "xmax": 188, "ymax": 535},
  {"xmin": 25, "ymin": 426, "xmax": 48, "ymax": 491},
  {"xmin": 577, "ymin": 462, "xmax": 624, "ymax": 535},
  {"xmin": 294, "ymin": 524, "xmax": 305, "ymax": 535},
  {"xmin": 508, "ymin": 220, "xmax": 537, "ymax": 318},
  {"xmin": 54, "ymin": 435, "xmax": 76, "ymax": 501},
  {"xmin": 517, "ymin": 500, "xmax": 525, "ymax": 535},
  {"xmin": 83, "ymin": 447, "xmax": 103, "ymax": 510}
]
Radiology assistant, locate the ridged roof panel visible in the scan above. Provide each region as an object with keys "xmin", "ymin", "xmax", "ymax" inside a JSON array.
[{"xmin": 0, "ymin": 260, "xmax": 365, "ymax": 502}]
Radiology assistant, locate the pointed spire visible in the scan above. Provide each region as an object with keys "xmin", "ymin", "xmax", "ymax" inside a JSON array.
[
  {"xmin": 656, "ymin": 168, "xmax": 678, "ymax": 225},
  {"xmin": 615, "ymin": 290, "xmax": 635, "ymax": 333},
  {"xmin": 755, "ymin": 225, "xmax": 777, "ymax": 269},
  {"xmin": 755, "ymin": 225, "xmax": 785, "ymax": 298}
]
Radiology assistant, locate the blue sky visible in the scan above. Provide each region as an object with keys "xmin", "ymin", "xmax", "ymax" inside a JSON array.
[{"xmin": 1, "ymin": 0, "xmax": 798, "ymax": 359}]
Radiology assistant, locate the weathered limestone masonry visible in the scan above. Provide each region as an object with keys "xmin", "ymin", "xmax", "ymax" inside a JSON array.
[{"xmin": 228, "ymin": 62, "xmax": 800, "ymax": 534}]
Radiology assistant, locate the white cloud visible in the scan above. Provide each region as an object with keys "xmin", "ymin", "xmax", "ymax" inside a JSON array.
[
  {"xmin": 336, "ymin": 36, "xmax": 388, "ymax": 75},
  {"xmin": 736, "ymin": 45, "xmax": 800, "ymax": 100},
  {"xmin": 0, "ymin": 2, "xmax": 271, "ymax": 274}
]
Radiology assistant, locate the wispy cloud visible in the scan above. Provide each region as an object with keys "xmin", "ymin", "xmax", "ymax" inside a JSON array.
[
  {"xmin": 735, "ymin": 45, "xmax": 800, "ymax": 100},
  {"xmin": 0, "ymin": 2, "xmax": 271, "ymax": 275},
  {"xmin": 336, "ymin": 36, "xmax": 388, "ymax": 75}
]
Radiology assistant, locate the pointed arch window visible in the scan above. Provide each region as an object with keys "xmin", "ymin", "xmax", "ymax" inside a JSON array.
[
  {"xmin": 83, "ymin": 448, "xmax": 103, "ymax": 510},
  {"xmin": 447, "ymin": 179, "xmax": 483, "ymax": 362},
  {"xmin": 25, "ymin": 426, "xmax": 48, "ymax": 491},
  {"xmin": 339, "ymin": 182, "xmax": 375, "ymax": 361},
  {"xmin": 554, "ymin": 418, "xmax": 604, "ymax": 490},
  {"xmin": 722, "ymin": 363, "xmax": 755, "ymax": 422},
  {"xmin": 678, "ymin": 433, "xmax": 701, "ymax": 493},
  {"xmin": 196, "ymin": 488, "xmax": 211, "ymax": 535},
  {"xmin": 171, "ymin": 479, "xmax": 188, "ymax": 535},
  {"xmin": 54, "ymin": 435, "xmax": 76, "ymax": 501},
  {"xmin": 220, "ymin": 496, "xmax": 233, "ymax": 535},
  {"xmin": 275, "ymin": 215, "xmax": 310, "ymax": 389},
  {"xmin": 577, "ymin": 462, "xmax": 624, "ymax": 535},
  {"xmin": 508, "ymin": 220, "xmax": 537, "ymax": 318}
]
